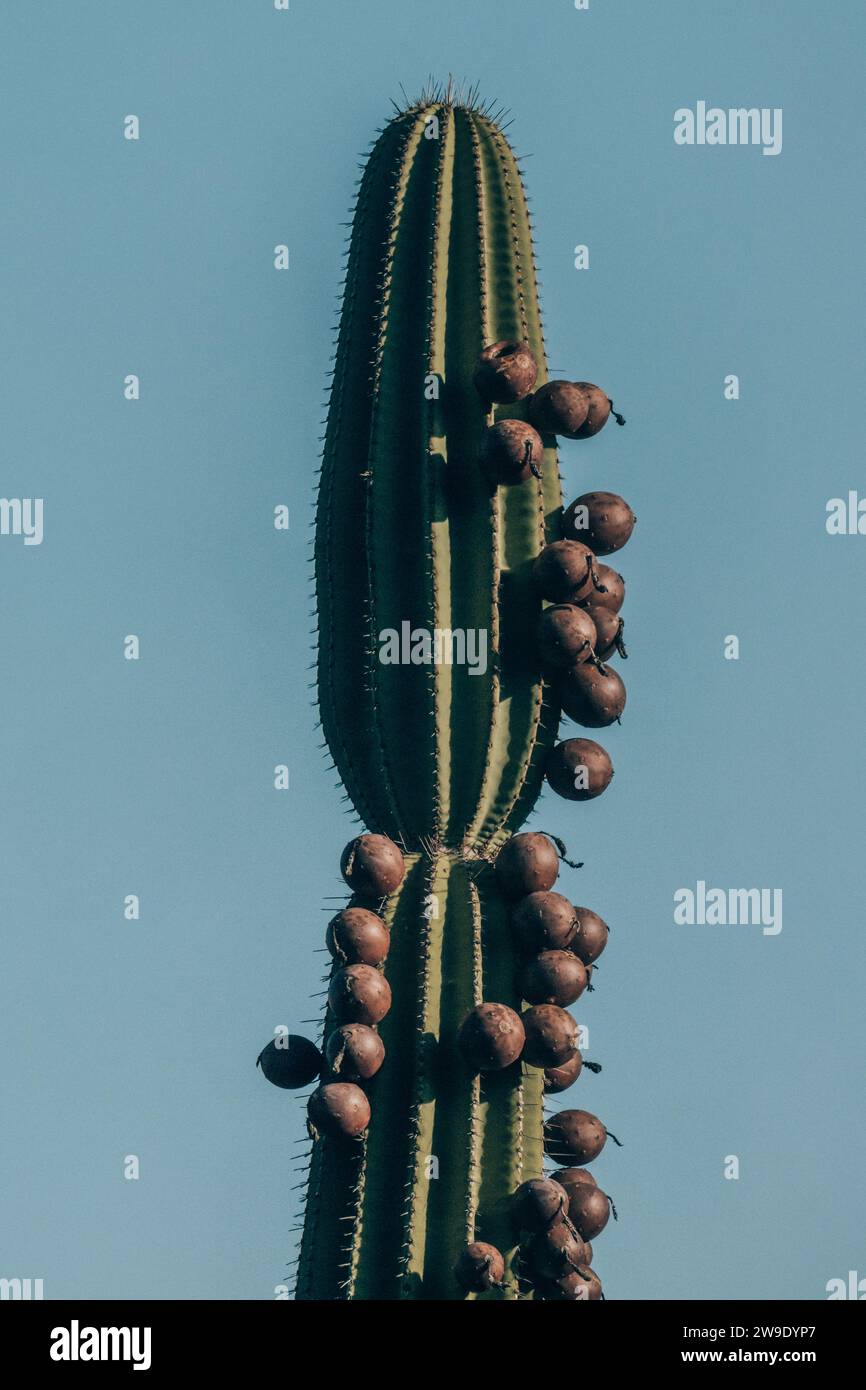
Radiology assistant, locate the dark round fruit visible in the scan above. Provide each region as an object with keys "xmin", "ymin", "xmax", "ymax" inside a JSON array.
[
  {"xmin": 544, "ymin": 1108, "xmax": 609, "ymax": 1165},
  {"xmin": 324, "ymin": 1023, "xmax": 385, "ymax": 1081},
  {"xmin": 511, "ymin": 891, "xmax": 579, "ymax": 953},
  {"xmin": 559, "ymin": 661, "xmax": 627, "ymax": 728},
  {"xmin": 257, "ymin": 1035, "xmax": 323, "ymax": 1090},
  {"xmin": 537, "ymin": 604, "xmax": 598, "ymax": 668},
  {"xmin": 591, "ymin": 607, "xmax": 627, "ymax": 662},
  {"xmin": 325, "ymin": 907, "xmax": 390, "ymax": 967},
  {"xmin": 458, "ymin": 1002, "xmax": 526, "ymax": 1072},
  {"xmin": 479, "ymin": 419, "xmax": 544, "ymax": 486},
  {"xmin": 519, "ymin": 950, "xmax": 587, "ymax": 1007},
  {"xmin": 527, "ymin": 1222, "xmax": 590, "ymax": 1280},
  {"xmin": 495, "ymin": 832, "xmax": 560, "ymax": 899},
  {"xmin": 307, "ymin": 1081, "xmax": 371, "ymax": 1140},
  {"xmin": 543, "ymin": 1051, "xmax": 586, "ymax": 1094},
  {"xmin": 552, "ymin": 1166, "xmax": 598, "ymax": 1191},
  {"xmin": 533, "ymin": 540, "xmax": 600, "ymax": 605},
  {"xmin": 562, "ymin": 491, "xmax": 635, "ymax": 555},
  {"xmin": 512, "ymin": 1177, "xmax": 569, "ymax": 1234},
  {"xmin": 544, "ymin": 1266, "xmax": 603, "ymax": 1301},
  {"xmin": 454, "ymin": 1241, "xmax": 506, "ymax": 1293},
  {"xmin": 564, "ymin": 1182, "xmax": 614, "ymax": 1241},
  {"xmin": 521, "ymin": 1003, "xmax": 579, "ymax": 1068},
  {"xmin": 579, "ymin": 565, "xmax": 625, "ymax": 614},
  {"xmin": 571, "ymin": 908, "xmax": 609, "ymax": 966},
  {"xmin": 327, "ymin": 963, "xmax": 392, "ymax": 1026},
  {"xmin": 340, "ymin": 834, "xmax": 405, "ymax": 898},
  {"xmin": 572, "ymin": 382, "xmax": 624, "ymax": 438},
  {"xmin": 473, "ymin": 340, "xmax": 538, "ymax": 404},
  {"xmin": 527, "ymin": 381, "xmax": 590, "ymax": 438},
  {"xmin": 545, "ymin": 738, "xmax": 614, "ymax": 801}
]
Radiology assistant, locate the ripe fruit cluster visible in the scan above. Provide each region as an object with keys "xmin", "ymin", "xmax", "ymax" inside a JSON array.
[
  {"xmin": 258, "ymin": 833, "xmax": 406, "ymax": 1143},
  {"xmin": 472, "ymin": 339, "xmax": 634, "ymax": 800},
  {"xmin": 453, "ymin": 832, "xmax": 619, "ymax": 1299}
]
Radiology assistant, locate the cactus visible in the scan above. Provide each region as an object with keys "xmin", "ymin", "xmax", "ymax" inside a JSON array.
[{"xmin": 270, "ymin": 84, "xmax": 629, "ymax": 1301}]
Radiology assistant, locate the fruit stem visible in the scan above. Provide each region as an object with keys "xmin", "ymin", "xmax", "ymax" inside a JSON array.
[
  {"xmin": 608, "ymin": 398, "xmax": 626, "ymax": 426},
  {"xmin": 614, "ymin": 620, "xmax": 628, "ymax": 659},
  {"xmin": 605, "ymin": 1129, "xmax": 623, "ymax": 1147},
  {"xmin": 539, "ymin": 832, "xmax": 583, "ymax": 870},
  {"xmin": 525, "ymin": 439, "xmax": 542, "ymax": 480},
  {"xmin": 583, "ymin": 1060, "xmax": 602, "ymax": 1074}
]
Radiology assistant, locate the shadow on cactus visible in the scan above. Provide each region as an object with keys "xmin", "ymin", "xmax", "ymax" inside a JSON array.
[{"xmin": 257, "ymin": 80, "xmax": 636, "ymax": 1301}]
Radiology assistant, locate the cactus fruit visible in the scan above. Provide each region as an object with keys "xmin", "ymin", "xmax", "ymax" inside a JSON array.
[
  {"xmin": 512, "ymin": 1177, "xmax": 569, "ymax": 1233},
  {"xmin": 571, "ymin": 384, "xmax": 626, "ymax": 437},
  {"xmin": 546, "ymin": 737, "xmax": 614, "ymax": 801},
  {"xmin": 511, "ymin": 889, "xmax": 580, "ymax": 952},
  {"xmin": 592, "ymin": 608, "xmax": 628, "ymax": 662},
  {"xmin": 340, "ymin": 834, "xmax": 406, "ymax": 898},
  {"xmin": 570, "ymin": 908, "xmax": 610, "ymax": 966},
  {"xmin": 559, "ymin": 662, "xmax": 627, "ymax": 728},
  {"xmin": 455, "ymin": 1242, "xmax": 506, "ymax": 1293},
  {"xmin": 326, "ymin": 907, "xmax": 391, "ymax": 966},
  {"xmin": 537, "ymin": 604, "xmax": 600, "ymax": 669},
  {"xmin": 534, "ymin": 540, "xmax": 608, "ymax": 605},
  {"xmin": 270, "ymin": 86, "xmax": 631, "ymax": 1301},
  {"xmin": 325, "ymin": 1024, "xmax": 386, "ymax": 1081},
  {"xmin": 307, "ymin": 1082, "xmax": 372, "ymax": 1140},
  {"xmin": 544, "ymin": 1108, "xmax": 622, "ymax": 1165},
  {"xmin": 327, "ymin": 964, "xmax": 392, "ymax": 1025},
  {"xmin": 257, "ymin": 1035, "xmax": 323, "ymax": 1090},
  {"xmin": 526, "ymin": 1222, "xmax": 591, "ymax": 1280},
  {"xmin": 528, "ymin": 380, "xmax": 591, "ymax": 438},
  {"xmin": 562, "ymin": 492, "xmax": 636, "ymax": 555},
  {"xmin": 581, "ymin": 565, "xmax": 625, "ymax": 614},
  {"xmin": 562, "ymin": 1182, "xmax": 616, "ymax": 1241},
  {"xmin": 479, "ymin": 419, "xmax": 544, "ymax": 486},
  {"xmin": 458, "ymin": 1002, "xmax": 526, "ymax": 1072},
  {"xmin": 543, "ymin": 1050, "xmax": 602, "ymax": 1094},
  {"xmin": 521, "ymin": 1003, "xmax": 580, "ymax": 1067},
  {"xmin": 518, "ymin": 949, "xmax": 588, "ymax": 1006},
  {"xmin": 473, "ymin": 340, "xmax": 538, "ymax": 404}
]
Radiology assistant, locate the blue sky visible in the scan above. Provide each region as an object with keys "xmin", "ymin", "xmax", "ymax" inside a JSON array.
[{"xmin": 2, "ymin": 0, "xmax": 865, "ymax": 1299}]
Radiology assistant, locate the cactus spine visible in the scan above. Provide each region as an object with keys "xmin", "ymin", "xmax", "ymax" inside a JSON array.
[{"xmin": 300, "ymin": 93, "xmax": 565, "ymax": 1300}]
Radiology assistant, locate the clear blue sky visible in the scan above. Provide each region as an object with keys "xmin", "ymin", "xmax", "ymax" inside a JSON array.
[{"xmin": 2, "ymin": 0, "xmax": 864, "ymax": 1300}]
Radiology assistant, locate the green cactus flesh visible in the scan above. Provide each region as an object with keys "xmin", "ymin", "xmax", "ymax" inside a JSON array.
[{"xmin": 301, "ymin": 96, "xmax": 564, "ymax": 1300}]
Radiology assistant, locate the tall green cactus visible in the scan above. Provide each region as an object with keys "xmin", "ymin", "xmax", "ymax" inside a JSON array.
[{"xmin": 299, "ymin": 91, "xmax": 565, "ymax": 1300}]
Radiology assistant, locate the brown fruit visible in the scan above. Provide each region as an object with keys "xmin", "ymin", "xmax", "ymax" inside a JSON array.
[
  {"xmin": 307, "ymin": 1081, "xmax": 371, "ymax": 1140},
  {"xmin": 454, "ymin": 1241, "xmax": 506, "ymax": 1293},
  {"xmin": 519, "ymin": 950, "xmax": 587, "ymax": 1007},
  {"xmin": 256, "ymin": 1035, "xmax": 322, "ymax": 1089},
  {"xmin": 564, "ymin": 1182, "xmax": 615, "ymax": 1241},
  {"xmin": 545, "ymin": 738, "xmax": 614, "ymax": 801},
  {"xmin": 340, "ymin": 833, "xmax": 405, "ymax": 898},
  {"xmin": 527, "ymin": 380, "xmax": 590, "ymax": 438},
  {"xmin": 579, "ymin": 564, "xmax": 625, "ymax": 614},
  {"xmin": 511, "ymin": 891, "xmax": 580, "ymax": 953},
  {"xmin": 495, "ymin": 832, "xmax": 561, "ymax": 899},
  {"xmin": 527, "ymin": 1222, "xmax": 590, "ymax": 1280},
  {"xmin": 533, "ymin": 540, "xmax": 606, "ymax": 605},
  {"xmin": 559, "ymin": 661, "xmax": 627, "ymax": 728},
  {"xmin": 544, "ymin": 1266, "xmax": 603, "ymax": 1300},
  {"xmin": 324, "ymin": 1023, "xmax": 385, "ymax": 1081},
  {"xmin": 327, "ymin": 963, "xmax": 392, "ymax": 1026},
  {"xmin": 591, "ymin": 607, "xmax": 628, "ymax": 662},
  {"xmin": 572, "ymin": 382, "xmax": 625, "ymax": 437},
  {"xmin": 544, "ymin": 1108, "xmax": 619, "ymax": 1165},
  {"xmin": 458, "ymin": 1002, "xmax": 525, "ymax": 1072},
  {"xmin": 325, "ymin": 907, "xmax": 390, "ymax": 966},
  {"xmin": 571, "ymin": 908, "xmax": 609, "ymax": 966},
  {"xmin": 562, "ymin": 491, "xmax": 635, "ymax": 555},
  {"xmin": 521, "ymin": 1003, "xmax": 579, "ymax": 1068},
  {"xmin": 473, "ymin": 340, "xmax": 538, "ymax": 404},
  {"xmin": 544, "ymin": 1050, "xmax": 598, "ymax": 1094},
  {"xmin": 537, "ymin": 604, "xmax": 598, "ymax": 668},
  {"xmin": 479, "ymin": 419, "xmax": 544, "ymax": 485},
  {"xmin": 512, "ymin": 1177, "xmax": 569, "ymax": 1234},
  {"xmin": 552, "ymin": 1166, "xmax": 598, "ymax": 1191}
]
